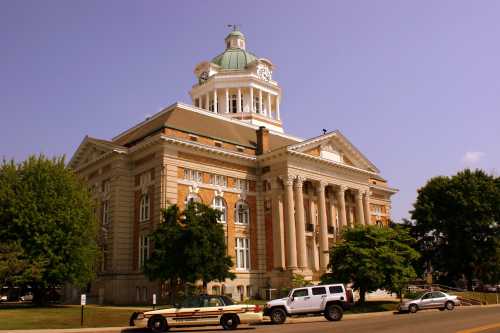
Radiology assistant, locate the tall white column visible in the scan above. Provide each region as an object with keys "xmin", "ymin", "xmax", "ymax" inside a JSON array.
[
  {"xmin": 276, "ymin": 95, "xmax": 281, "ymax": 120},
  {"xmin": 267, "ymin": 92, "xmax": 272, "ymax": 118},
  {"xmin": 205, "ymin": 93, "xmax": 209, "ymax": 111},
  {"xmin": 259, "ymin": 89, "xmax": 263, "ymax": 114},
  {"xmin": 294, "ymin": 176, "xmax": 307, "ymax": 269},
  {"xmin": 237, "ymin": 88, "xmax": 242, "ymax": 113},
  {"xmin": 363, "ymin": 191, "xmax": 371, "ymax": 225},
  {"xmin": 308, "ymin": 187, "xmax": 319, "ymax": 271},
  {"xmin": 328, "ymin": 191, "xmax": 336, "ymax": 234},
  {"xmin": 225, "ymin": 89, "xmax": 229, "ymax": 113},
  {"xmin": 336, "ymin": 185, "xmax": 347, "ymax": 230},
  {"xmin": 249, "ymin": 87, "xmax": 254, "ymax": 113},
  {"xmin": 283, "ymin": 176, "xmax": 297, "ymax": 269},
  {"xmin": 355, "ymin": 190, "xmax": 365, "ymax": 226},
  {"xmin": 317, "ymin": 181, "xmax": 329, "ymax": 270},
  {"xmin": 213, "ymin": 89, "xmax": 218, "ymax": 113},
  {"xmin": 271, "ymin": 179, "xmax": 285, "ymax": 269}
]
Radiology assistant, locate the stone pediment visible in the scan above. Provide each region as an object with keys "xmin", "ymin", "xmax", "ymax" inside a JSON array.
[
  {"xmin": 69, "ymin": 136, "xmax": 127, "ymax": 170},
  {"xmin": 288, "ymin": 130, "xmax": 379, "ymax": 173}
]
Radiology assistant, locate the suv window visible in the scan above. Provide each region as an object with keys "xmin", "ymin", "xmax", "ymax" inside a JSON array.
[
  {"xmin": 312, "ymin": 287, "xmax": 326, "ymax": 295},
  {"xmin": 329, "ymin": 286, "xmax": 344, "ymax": 294},
  {"xmin": 200, "ymin": 297, "xmax": 223, "ymax": 307},
  {"xmin": 292, "ymin": 289, "xmax": 309, "ymax": 298}
]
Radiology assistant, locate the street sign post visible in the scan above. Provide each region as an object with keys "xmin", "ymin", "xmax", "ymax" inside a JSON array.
[
  {"xmin": 153, "ymin": 293, "xmax": 157, "ymax": 310},
  {"xmin": 80, "ymin": 294, "xmax": 86, "ymax": 327}
]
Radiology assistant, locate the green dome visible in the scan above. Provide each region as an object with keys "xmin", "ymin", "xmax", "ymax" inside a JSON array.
[{"xmin": 211, "ymin": 48, "xmax": 258, "ymax": 70}]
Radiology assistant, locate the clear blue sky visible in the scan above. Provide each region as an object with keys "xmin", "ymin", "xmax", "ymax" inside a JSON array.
[{"xmin": 1, "ymin": 0, "xmax": 499, "ymax": 221}]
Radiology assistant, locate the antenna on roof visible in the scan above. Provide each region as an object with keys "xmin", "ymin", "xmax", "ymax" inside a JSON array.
[{"xmin": 227, "ymin": 24, "xmax": 241, "ymax": 31}]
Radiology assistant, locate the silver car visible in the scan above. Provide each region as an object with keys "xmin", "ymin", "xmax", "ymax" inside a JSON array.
[{"xmin": 398, "ymin": 291, "xmax": 460, "ymax": 313}]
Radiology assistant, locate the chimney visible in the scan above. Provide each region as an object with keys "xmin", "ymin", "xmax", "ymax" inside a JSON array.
[{"xmin": 256, "ymin": 126, "xmax": 270, "ymax": 155}]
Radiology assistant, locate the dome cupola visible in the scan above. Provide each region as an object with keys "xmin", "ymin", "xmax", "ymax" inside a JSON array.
[{"xmin": 189, "ymin": 28, "xmax": 284, "ymax": 133}]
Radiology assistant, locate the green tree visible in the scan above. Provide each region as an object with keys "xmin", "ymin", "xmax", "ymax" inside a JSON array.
[
  {"xmin": 321, "ymin": 226, "xmax": 420, "ymax": 304},
  {"xmin": 144, "ymin": 203, "xmax": 235, "ymax": 303},
  {"xmin": 0, "ymin": 156, "xmax": 98, "ymax": 304},
  {"xmin": 411, "ymin": 169, "xmax": 500, "ymax": 290}
]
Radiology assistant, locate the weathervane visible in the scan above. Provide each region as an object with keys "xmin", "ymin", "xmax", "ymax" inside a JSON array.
[{"xmin": 227, "ymin": 24, "xmax": 241, "ymax": 31}]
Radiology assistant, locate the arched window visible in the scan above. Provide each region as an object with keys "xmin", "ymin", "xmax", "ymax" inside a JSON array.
[
  {"xmin": 185, "ymin": 193, "xmax": 201, "ymax": 206},
  {"xmin": 235, "ymin": 201, "xmax": 249, "ymax": 225},
  {"xmin": 212, "ymin": 196, "xmax": 227, "ymax": 223},
  {"xmin": 139, "ymin": 194, "xmax": 150, "ymax": 222}
]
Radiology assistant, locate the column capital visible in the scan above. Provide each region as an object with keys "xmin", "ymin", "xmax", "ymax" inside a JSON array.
[
  {"xmin": 280, "ymin": 175, "xmax": 295, "ymax": 187},
  {"xmin": 338, "ymin": 184, "xmax": 347, "ymax": 193},
  {"xmin": 316, "ymin": 180, "xmax": 327, "ymax": 190},
  {"xmin": 293, "ymin": 175, "xmax": 306, "ymax": 188}
]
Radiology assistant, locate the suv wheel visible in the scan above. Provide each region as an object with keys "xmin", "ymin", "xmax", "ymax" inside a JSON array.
[
  {"xmin": 445, "ymin": 301, "xmax": 454, "ymax": 311},
  {"xmin": 409, "ymin": 304, "xmax": 418, "ymax": 313},
  {"xmin": 221, "ymin": 314, "xmax": 239, "ymax": 330},
  {"xmin": 324, "ymin": 304, "xmax": 343, "ymax": 321},
  {"xmin": 270, "ymin": 308, "xmax": 287, "ymax": 324},
  {"xmin": 148, "ymin": 315, "xmax": 169, "ymax": 332}
]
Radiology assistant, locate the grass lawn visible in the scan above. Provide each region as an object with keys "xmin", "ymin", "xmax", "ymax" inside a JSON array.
[
  {"xmin": 345, "ymin": 301, "xmax": 399, "ymax": 314},
  {"xmin": 0, "ymin": 305, "xmax": 144, "ymax": 330}
]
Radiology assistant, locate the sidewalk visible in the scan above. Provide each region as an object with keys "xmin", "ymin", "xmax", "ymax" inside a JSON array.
[{"xmin": 2, "ymin": 304, "xmax": 500, "ymax": 333}]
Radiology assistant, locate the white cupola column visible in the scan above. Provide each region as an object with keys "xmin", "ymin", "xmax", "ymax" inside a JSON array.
[
  {"xmin": 276, "ymin": 95, "xmax": 281, "ymax": 120},
  {"xmin": 249, "ymin": 87, "xmax": 254, "ymax": 113},
  {"xmin": 259, "ymin": 89, "xmax": 263, "ymax": 114},
  {"xmin": 267, "ymin": 92, "xmax": 272, "ymax": 118},
  {"xmin": 237, "ymin": 88, "xmax": 242, "ymax": 113},
  {"xmin": 225, "ymin": 89, "xmax": 229, "ymax": 113},
  {"xmin": 205, "ymin": 93, "xmax": 209, "ymax": 110},
  {"xmin": 213, "ymin": 89, "xmax": 218, "ymax": 113}
]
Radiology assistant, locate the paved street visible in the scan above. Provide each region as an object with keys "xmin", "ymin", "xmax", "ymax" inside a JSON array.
[
  {"xmin": 3, "ymin": 306, "xmax": 500, "ymax": 333},
  {"xmin": 122, "ymin": 306, "xmax": 500, "ymax": 333}
]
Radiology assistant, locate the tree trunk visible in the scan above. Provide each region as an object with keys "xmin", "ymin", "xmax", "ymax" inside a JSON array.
[
  {"xmin": 466, "ymin": 271, "xmax": 474, "ymax": 291},
  {"xmin": 169, "ymin": 280, "xmax": 177, "ymax": 306},
  {"xmin": 202, "ymin": 281, "xmax": 208, "ymax": 294},
  {"xmin": 359, "ymin": 286, "xmax": 366, "ymax": 305},
  {"xmin": 32, "ymin": 285, "xmax": 47, "ymax": 307}
]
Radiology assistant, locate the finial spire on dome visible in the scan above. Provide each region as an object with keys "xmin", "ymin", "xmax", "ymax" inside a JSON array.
[{"xmin": 225, "ymin": 24, "xmax": 245, "ymax": 50}]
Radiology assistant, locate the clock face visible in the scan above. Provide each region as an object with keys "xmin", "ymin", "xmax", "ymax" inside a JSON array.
[
  {"xmin": 199, "ymin": 71, "xmax": 209, "ymax": 83},
  {"xmin": 257, "ymin": 66, "xmax": 272, "ymax": 81}
]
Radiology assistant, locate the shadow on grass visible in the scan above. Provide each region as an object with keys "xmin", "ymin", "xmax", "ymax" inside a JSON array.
[
  {"xmin": 122, "ymin": 327, "xmax": 255, "ymax": 333},
  {"xmin": 346, "ymin": 301, "xmax": 399, "ymax": 314}
]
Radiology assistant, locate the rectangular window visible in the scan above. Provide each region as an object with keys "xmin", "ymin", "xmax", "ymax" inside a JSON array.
[
  {"xmin": 102, "ymin": 179, "xmax": 111, "ymax": 193},
  {"xmin": 138, "ymin": 234, "xmax": 150, "ymax": 270},
  {"xmin": 312, "ymin": 287, "xmax": 327, "ymax": 295},
  {"xmin": 329, "ymin": 286, "xmax": 344, "ymax": 294},
  {"xmin": 235, "ymin": 237, "xmax": 250, "ymax": 270},
  {"xmin": 211, "ymin": 174, "xmax": 227, "ymax": 187},
  {"xmin": 183, "ymin": 169, "xmax": 202, "ymax": 183},
  {"xmin": 139, "ymin": 193, "xmax": 150, "ymax": 222},
  {"xmin": 234, "ymin": 179, "xmax": 249, "ymax": 191},
  {"xmin": 102, "ymin": 200, "xmax": 110, "ymax": 225}
]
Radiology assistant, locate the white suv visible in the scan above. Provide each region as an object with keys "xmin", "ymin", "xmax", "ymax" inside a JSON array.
[{"xmin": 263, "ymin": 284, "xmax": 353, "ymax": 324}]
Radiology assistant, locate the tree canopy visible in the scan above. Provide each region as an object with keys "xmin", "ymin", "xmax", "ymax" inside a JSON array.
[
  {"xmin": 410, "ymin": 169, "xmax": 500, "ymax": 290},
  {"xmin": 144, "ymin": 203, "xmax": 235, "ymax": 302},
  {"xmin": 0, "ymin": 156, "xmax": 98, "ymax": 304},
  {"xmin": 322, "ymin": 225, "xmax": 420, "ymax": 303}
]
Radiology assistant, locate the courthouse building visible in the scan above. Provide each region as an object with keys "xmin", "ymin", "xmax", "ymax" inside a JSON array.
[{"xmin": 69, "ymin": 29, "xmax": 397, "ymax": 304}]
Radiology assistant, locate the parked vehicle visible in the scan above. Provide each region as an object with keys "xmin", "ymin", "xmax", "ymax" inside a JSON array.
[
  {"xmin": 0, "ymin": 295, "xmax": 7, "ymax": 302},
  {"xmin": 130, "ymin": 294, "xmax": 262, "ymax": 332},
  {"xmin": 20, "ymin": 293, "xmax": 33, "ymax": 302},
  {"xmin": 263, "ymin": 283, "xmax": 353, "ymax": 324},
  {"xmin": 398, "ymin": 291, "xmax": 460, "ymax": 313}
]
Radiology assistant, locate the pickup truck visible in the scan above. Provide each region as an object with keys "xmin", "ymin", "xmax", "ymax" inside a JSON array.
[{"xmin": 263, "ymin": 283, "xmax": 353, "ymax": 324}]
